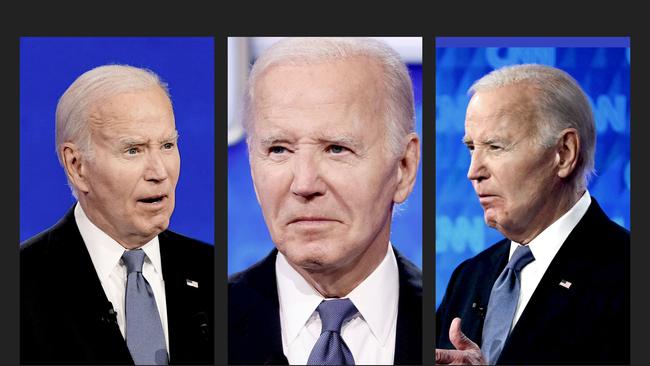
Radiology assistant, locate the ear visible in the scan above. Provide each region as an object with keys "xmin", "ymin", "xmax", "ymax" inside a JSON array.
[
  {"xmin": 61, "ymin": 142, "xmax": 90, "ymax": 194},
  {"xmin": 555, "ymin": 128, "xmax": 580, "ymax": 179},
  {"xmin": 393, "ymin": 133, "xmax": 421, "ymax": 203}
]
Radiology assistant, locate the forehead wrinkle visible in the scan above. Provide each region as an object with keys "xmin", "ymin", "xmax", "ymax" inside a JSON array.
[
  {"xmin": 314, "ymin": 133, "xmax": 363, "ymax": 150},
  {"xmin": 117, "ymin": 130, "xmax": 179, "ymax": 146},
  {"xmin": 159, "ymin": 130, "xmax": 179, "ymax": 142},
  {"xmin": 257, "ymin": 129, "xmax": 294, "ymax": 147}
]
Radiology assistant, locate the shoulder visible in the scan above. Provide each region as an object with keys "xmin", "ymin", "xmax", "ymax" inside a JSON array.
[
  {"xmin": 570, "ymin": 197, "xmax": 629, "ymax": 267},
  {"xmin": 159, "ymin": 229, "xmax": 214, "ymax": 258},
  {"xmin": 393, "ymin": 247, "xmax": 422, "ymax": 293},
  {"xmin": 228, "ymin": 249, "xmax": 279, "ymax": 323},
  {"xmin": 457, "ymin": 238, "xmax": 509, "ymax": 271},
  {"xmin": 20, "ymin": 227, "xmax": 54, "ymax": 259},
  {"xmin": 228, "ymin": 248, "xmax": 277, "ymax": 289},
  {"xmin": 20, "ymin": 210, "xmax": 78, "ymax": 267},
  {"xmin": 446, "ymin": 238, "xmax": 510, "ymax": 287},
  {"xmin": 587, "ymin": 197, "xmax": 629, "ymax": 241}
]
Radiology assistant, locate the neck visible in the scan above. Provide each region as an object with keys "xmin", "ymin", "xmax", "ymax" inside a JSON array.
[
  {"xmin": 292, "ymin": 237, "xmax": 390, "ymax": 299},
  {"xmin": 77, "ymin": 200, "xmax": 151, "ymax": 250},
  {"xmin": 513, "ymin": 184, "xmax": 585, "ymax": 244}
]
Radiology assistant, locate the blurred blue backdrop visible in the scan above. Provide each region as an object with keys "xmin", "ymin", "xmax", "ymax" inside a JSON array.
[
  {"xmin": 20, "ymin": 37, "xmax": 214, "ymax": 245},
  {"xmin": 228, "ymin": 64, "xmax": 422, "ymax": 274},
  {"xmin": 436, "ymin": 39, "xmax": 630, "ymax": 307}
]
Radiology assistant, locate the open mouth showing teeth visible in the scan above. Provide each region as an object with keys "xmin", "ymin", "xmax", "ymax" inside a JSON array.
[{"xmin": 139, "ymin": 196, "xmax": 165, "ymax": 204}]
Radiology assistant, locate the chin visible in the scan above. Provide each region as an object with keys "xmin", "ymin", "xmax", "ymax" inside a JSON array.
[
  {"xmin": 140, "ymin": 221, "xmax": 169, "ymax": 238},
  {"xmin": 282, "ymin": 243, "xmax": 339, "ymax": 271},
  {"xmin": 484, "ymin": 215, "xmax": 498, "ymax": 229}
]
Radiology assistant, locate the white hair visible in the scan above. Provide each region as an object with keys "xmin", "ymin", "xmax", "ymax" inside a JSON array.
[
  {"xmin": 469, "ymin": 63, "xmax": 596, "ymax": 188},
  {"xmin": 55, "ymin": 64, "xmax": 170, "ymax": 196},
  {"xmin": 243, "ymin": 37, "xmax": 415, "ymax": 157}
]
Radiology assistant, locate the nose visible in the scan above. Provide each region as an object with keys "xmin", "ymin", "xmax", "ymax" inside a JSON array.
[
  {"xmin": 290, "ymin": 150, "xmax": 326, "ymax": 200},
  {"xmin": 467, "ymin": 149, "xmax": 489, "ymax": 183},
  {"xmin": 144, "ymin": 150, "xmax": 169, "ymax": 182}
]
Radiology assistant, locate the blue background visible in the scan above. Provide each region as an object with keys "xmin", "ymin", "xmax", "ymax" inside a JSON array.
[
  {"xmin": 228, "ymin": 65, "xmax": 423, "ymax": 274},
  {"xmin": 436, "ymin": 42, "xmax": 630, "ymax": 307},
  {"xmin": 20, "ymin": 37, "xmax": 215, "ymax": 245}
]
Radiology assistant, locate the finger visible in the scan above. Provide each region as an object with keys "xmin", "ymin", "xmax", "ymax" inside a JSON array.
[
  {"xmin": 435, "ymin": 348, "xmax": 457, "ymax": 364},
  {"xmin": 449, "ymin": 317, "xmax": 480, "ymax": 351}
]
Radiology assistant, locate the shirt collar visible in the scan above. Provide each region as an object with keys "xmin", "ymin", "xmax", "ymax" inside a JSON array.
[
  {"xmin": 510, "ymin": 190, "xmax": 591, "ymax": 264},
  {"xmin": 74, "ymin": 203, "xmax": 162, "ymax": 281},
  {"xmin": 346, "ymin": 244, "xmax": 399, "ymax": 346},
  {"xmin": 275, "ymin": 244, "xmax": 399, "ymax": 347}
]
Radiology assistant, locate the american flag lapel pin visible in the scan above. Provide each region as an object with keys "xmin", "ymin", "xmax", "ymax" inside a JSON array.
[
  {"xmin": 559, "ymin": 279, "xmax": 572, "ymax": 289},
  {"xmin": 186, "ymin": 279, "xmax": 199, "ymax": 288}
]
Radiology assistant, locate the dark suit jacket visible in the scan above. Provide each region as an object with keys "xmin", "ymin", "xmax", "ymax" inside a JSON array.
[
  {"xmin": 228, "ymin": 247, "xmax": 422, "ymax": 365},
  {"xmin": 20, "ymin": 207, "xmax": 214, "ymax": 364},
  {"xmin": 436, "ymin": 198, "xmax": 630, "ymax": 364}
]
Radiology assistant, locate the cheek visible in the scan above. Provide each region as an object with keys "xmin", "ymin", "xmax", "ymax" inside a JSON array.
[
  {"xmin": 251, "ymin": 163, "xmax": 289, "ymax": 215},
  {"xmin": 500, "ymin": 157, "xmax": 553, "ymax": 207},
  {"xmin": 167, "ymin": 155, "xmax": 181, "ymax": 182},
  {"xmin": 336, "ymin": 164, "xmax": 396, "ymax": 219},
  {"xmin": 98, "ymin": 166, "xmax": 140, "ymax": 202}
]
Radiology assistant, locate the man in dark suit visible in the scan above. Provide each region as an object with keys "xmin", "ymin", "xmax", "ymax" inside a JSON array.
[
  {"xmin": 435, "ymin": 64, "xmax": 630, "ymax": 365},
  {"xmin": 20, "ymin": 65, "xmax": 213, "ymax": 365},
  {"xmin": 228, "ymin": 37, "xmax": 422, "ymax": 365}
]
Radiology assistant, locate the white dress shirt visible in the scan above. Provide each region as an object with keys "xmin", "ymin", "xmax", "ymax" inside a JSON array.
[
  {"xmin": 276, "ymin": 244, "xmax": 399, "ymax": 365},
  {"xmin": 509, "ymin": 191, "xmax": 591, "ymax": 330},
  {"xmin": 74, "ymin": 203, "xmax": 170, "ymax": 353}
]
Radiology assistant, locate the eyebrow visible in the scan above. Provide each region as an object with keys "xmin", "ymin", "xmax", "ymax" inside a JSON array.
[
  {"xmin": 258, "ymin": 134, "xmax": 363, "ymax": 150},
  {"xmin": 117, "ymin": 131, "xmax": 179, "ymax": 147},
  {"xmin": 319, "ymin": 135, "xmax": 362, "ymax": 150},
  {"xmin": 159, "ymin": 131, "xmax": 180, "ymax": 143},
  {"xmin": 258, "ymin": 135, "xmax": 292, "ymax": 148},
  {"xmin": 462, "ymin": 135, "xmax": 507, "ymax": 146}
]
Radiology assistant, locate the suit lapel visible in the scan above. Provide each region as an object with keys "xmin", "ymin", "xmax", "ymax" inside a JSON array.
[
  {"xmin": 160, "ymin": 237, "xmax": 189, "ymax": 360},
  {"xmin": 499, "ymin": 199, "xmax": 607, "ymax": 362},
  {"xmin": 393, "ymin": 248, "xmax": 423, "ymax": 365},
  {"xmin": 229, "ymin": 249, "xmax": 287, "ymax": 364},
  {"xmin": 52, "ymin": 208, "xmax": 132, "ymax": 362},
  {"xmin": 465, "ymin": 240, "xmax": 510, "ymax": 345},
  {"xmin": 159, "ymin": 232, "xmax": 213, "ymax": 364}
]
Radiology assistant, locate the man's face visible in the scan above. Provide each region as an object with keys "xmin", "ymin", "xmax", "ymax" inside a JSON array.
[
  {"xmin": 249, "ymin": 57, "xmax": 401, "ymax": 273},
  {"xmin": 464, "ymin": 84, "xmax": 559, "ymax": 242},
  {"xmin": 80, "ymin": 86, "xmax": 180, "ymax": 247}
]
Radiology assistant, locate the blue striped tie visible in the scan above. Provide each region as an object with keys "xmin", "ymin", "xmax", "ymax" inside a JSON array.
[
  {"xmin": 122, "ymin": 249, "xmax": 168, "ymax": 365},
  {"xmin": 308, "ymin": 298, "xmax": 358, "ymax": 365},
  {"xmin": 481, "ymin": 245, "xmax": 535, "ymax": 364}
]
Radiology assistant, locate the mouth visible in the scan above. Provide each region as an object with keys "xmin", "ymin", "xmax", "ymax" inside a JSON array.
[
  {"xmin": 137, "ymin": 194, "xmax": 168, "ymax": 205},
  {"xmin": 287, "ymin": 217, "xmax": 339, "ymax": 225},
  {"xmin": 477, "ymin": 193, "xmax": 496, "ymax": 198},
  {"xmin": 477, "ymin": 193, "xmax": 498, "ymax": 205}
]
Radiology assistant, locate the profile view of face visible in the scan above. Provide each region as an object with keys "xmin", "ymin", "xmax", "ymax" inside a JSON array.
[
  {"xmin": 78, "ymin": 86, "xmax": 181, "ymax": 247},
  {"xmin": 463, "ymin": 83, "xmax": 560, "ymax": 241},
  {"xmin": 248, "ymin": 57, "xmax": 405, "ymax": 273}
]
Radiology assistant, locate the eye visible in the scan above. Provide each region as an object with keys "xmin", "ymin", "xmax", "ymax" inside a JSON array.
[
  {"xmin": 326, "ymin": 145, "xmax": 348, "ymax": 154},
  {"xmin": 162, "ymin": 142, "xmax": 175, "ymax": 150},
  {"xmin": 269, "ymin": 146, "xmax": 287, "ymax": 154},
  {"xmin": 126, "ymin": 147, "xmax": 140, "ymax": 155},
  {"xmin": 489, "ymin": 144, "xmax": 502, "ymax": 151}
]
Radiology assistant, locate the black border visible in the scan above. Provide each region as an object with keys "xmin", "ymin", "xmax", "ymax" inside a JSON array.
[{"xmin": 4, "ymin": 5, "xmax": 648, "ymax": 366}]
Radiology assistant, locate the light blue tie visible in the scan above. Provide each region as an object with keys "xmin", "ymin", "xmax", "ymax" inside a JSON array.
[
  {"xmin": 308, "ymin": 298, "xmax": 358, "ymax": 365},
  {"xmin": 122, "ymin": 249, "xmax": 168, "ymax": 365},
  {"xmin": 481, "ymin": 245, "xmax": 535, "ymax": 365}
]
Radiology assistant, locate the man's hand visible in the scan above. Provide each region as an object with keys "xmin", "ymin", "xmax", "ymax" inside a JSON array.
[{"xmin": 435, "ymin": 317, "xmax": 488, "ymax": 365}]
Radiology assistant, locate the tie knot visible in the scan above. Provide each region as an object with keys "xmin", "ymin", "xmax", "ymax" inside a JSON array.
[
  {"xmin": 122, "ymin": 249, "xmax": 146, "ymax": 274},
  {"xmin": 317, "ymin": 298, "xmax": 358, "ymax": 333},
  {"xmin": 507, "ymin": 245, "xmax": 535, "ymax": 272}
]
